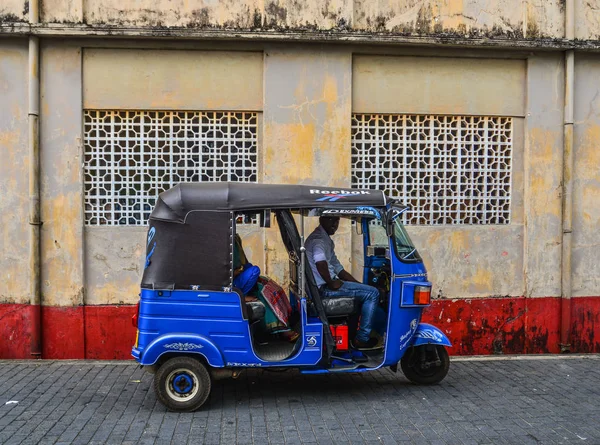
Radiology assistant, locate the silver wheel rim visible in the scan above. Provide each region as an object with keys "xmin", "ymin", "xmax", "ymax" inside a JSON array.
[{"xmin": 165, "ymin": 368, "xmax": 199, "ymax": 402}]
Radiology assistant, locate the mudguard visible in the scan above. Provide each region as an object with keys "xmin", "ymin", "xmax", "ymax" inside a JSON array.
[
  {"xmin": 411, "ymin": 323, "xmax": 452, "ymax": 347},
  {"xmin": 138, "ymin": 333, "xmax": 225, "ymax": 367}
]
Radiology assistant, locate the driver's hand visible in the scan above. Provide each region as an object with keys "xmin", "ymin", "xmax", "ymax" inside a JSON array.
[{"xmin": 328, "ymin": 280, "xmax": 343, "ymax": 290}]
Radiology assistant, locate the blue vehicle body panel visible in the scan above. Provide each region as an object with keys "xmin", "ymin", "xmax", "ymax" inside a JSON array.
[
  {"xmin": 411, "ymin": 323, "xmax": 452, "ymax": 347},
  {"xmin": 137, "ymin": 333, "xmax": 225, "ymax": 367},
  {"xmin": 135, "ymin": 288, "xmax": 323, "ymax": 368},
  {"xmin": 381, "ymin": 263, "xmax": 430, "ymax": 367}
]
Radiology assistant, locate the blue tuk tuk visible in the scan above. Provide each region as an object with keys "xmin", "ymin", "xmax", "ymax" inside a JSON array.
[{"xmin": 132, "ymin": 183, "xmax": 451, "ymax": 411}]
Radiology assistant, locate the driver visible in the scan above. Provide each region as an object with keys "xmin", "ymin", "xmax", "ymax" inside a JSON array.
[{"xmin": 305, "ymin": 216, "xmax": 380, "ymax": 350}]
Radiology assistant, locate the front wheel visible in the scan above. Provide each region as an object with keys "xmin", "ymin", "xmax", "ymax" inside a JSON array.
[
  {"xmin": 154, "ymin": 356, "xmax": 212, "ymax": 412},
  {"xmin": 400, "ymin": 345, "xmax": 449, "ymax": 385}
]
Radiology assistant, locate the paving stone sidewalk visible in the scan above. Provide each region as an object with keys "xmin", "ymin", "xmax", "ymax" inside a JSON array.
[{"xmin": 0, "ymin": 355, "xmax": 599, "ymax": 445}]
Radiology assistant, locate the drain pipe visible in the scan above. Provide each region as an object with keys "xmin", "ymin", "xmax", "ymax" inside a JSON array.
[
  {"xmin": 560, "ymin": 0, "xmax": 575, "ymax": 353},
  {"xmin": 28, "ymin": 0, "xmax": 42, "ymax": 358}
]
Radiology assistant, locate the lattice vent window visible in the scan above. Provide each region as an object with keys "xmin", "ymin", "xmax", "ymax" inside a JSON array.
[
  {"xmin": 84, "ymin": 110, "xmax": 258, "ymax": 225},
  {"xmin": 351, "ymin": 115, "xmax": 513, "ymax": 225}
]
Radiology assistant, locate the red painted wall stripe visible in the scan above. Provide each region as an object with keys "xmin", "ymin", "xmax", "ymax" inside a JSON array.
[
  {"xmin": 1, "ymin": 296, "xmax": 599, "ymax": 359},
  {"xmin": 421, "ymin": 297, "xmax": 562, "ymax": 355}
]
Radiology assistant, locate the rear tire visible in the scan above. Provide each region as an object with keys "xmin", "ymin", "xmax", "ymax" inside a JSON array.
[
  {"xmin": 400, "ymin": 345, "xmax": 449, "ymax": 385},
  {"xmin": 154, "ymin": 356, "xmax": 212, "ymax": 412}
]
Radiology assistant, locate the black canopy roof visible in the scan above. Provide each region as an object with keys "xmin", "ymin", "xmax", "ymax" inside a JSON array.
[{"xmin": 151, "ymin": 183, "xmax": 388, "ymax": 223}]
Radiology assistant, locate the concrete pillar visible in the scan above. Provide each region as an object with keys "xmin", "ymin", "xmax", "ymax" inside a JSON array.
[
  {"xmin": 262, "ymin": 47, "xmax": 352, "ymax": 283},
  {"xmin": 523, "ymin": 55, "xmax": 564, "ymax": 299},
  {"xmin": 40, "ymin": 42, "xmax": 85, "ymax": 358}
]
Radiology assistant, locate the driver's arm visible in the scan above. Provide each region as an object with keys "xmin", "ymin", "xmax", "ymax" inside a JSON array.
[
  {"xmin": 315, "ymin": 261, "xmax": 342, "ymax": 290},
  {"xmin": 338, "ymin": 269, "xmax": 359, "ymax": 283},
  {"xmin": 329, "ymin": 250, "xmax": 358, "ymax": 283}
]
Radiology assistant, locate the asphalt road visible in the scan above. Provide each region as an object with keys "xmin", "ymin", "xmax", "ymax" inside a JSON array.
[{"xmin": 1, "ymin": 355, "xmax": 599, "ymax": 444}]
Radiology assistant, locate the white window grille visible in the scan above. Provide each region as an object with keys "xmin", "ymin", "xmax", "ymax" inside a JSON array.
[
  {"xmin": 351, "ymin": 114, "xmax": 513, "ymax": 225},
  {"xmin": 84, "ymin": 110, "xmax": 258, "ymax": 225}
]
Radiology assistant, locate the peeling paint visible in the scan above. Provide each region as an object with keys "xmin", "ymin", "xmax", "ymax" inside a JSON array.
[
  {"xmin": 422, "ymin": 296, "xmax": 562, "ymax": 355},
  {"xmin": 263, "ymin": 49, "xmax": 352, "ymax": 282},
  {"xmin": 572, "ymin": 55, "xmax": 600, "ymax": 297},
  {"xmin": 85, "ymin": 229, "xmax": 145, "ymax": 305},
  {"xmin": 0, "ymin": 0, "xmax": 582, "ymax": 41},
  {"xmin": 524, "ymin": 55, "xmax": 565, "ymax": 299},
  {"xmin": 0, "ymin": 42, "xmax": 29, "ymax": 305},
  {"xmin": 5, "ymin": 295, "xmax": 599, "ymax": 358},
  {"xmin": 576, "ymin": 0, "xmax": 600, "ymax": 40},
  {"xmin": 2, "ymin": 6, "xmax": 600, "ymax": 361}
]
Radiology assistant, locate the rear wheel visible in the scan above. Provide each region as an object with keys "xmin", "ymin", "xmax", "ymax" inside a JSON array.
[
  {"xmin": 154, "ymin": 356, "xmax": 212, "ymax": 412},
  {"xmin": 400, "ymin": 345, "xmax": 449, "ymax": 385}
]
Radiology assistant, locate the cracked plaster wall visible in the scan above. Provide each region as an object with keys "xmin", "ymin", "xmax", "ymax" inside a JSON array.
[
  {"xmin": 576, "ymin": 0, "xmax": 600, "ymax": 40},
  {"xmin": 2, "ymin": 43, "xmax": 600, "ymax": 307},
  {"xmin": 82, "ymin": 48, "xmax": 264, "ymax": 305},
  {"xmin": 352, "ymin": 0, "xmax": 563, "ymax": 38},
  {"xmin": 262, "ymin": 48, "xmax": 353, "ymax": 285},
  {"xmin": 0, "ymin": 40, "xmax": 29, "ymax": 305},
  {"xmin": 573, "ymin": 55, "xmax": 600, "ymax": 296},
  {"xmin": 7, "ymin": 0, "xmax": 600, "ymax": 40},
  {"xmin": 524, "ymin": 55, "xmax": 565, "ymax": 298},
  {"xmin": 350, "ymin": 55, "xmax": 527, "ymax": 298},
  {"xmin": 0, "ymin": 0, "xmax": 26, "ymax": 22},
  {"xmin": 39, "ymin": 42, "xmax": 85, "ymax": 307}
]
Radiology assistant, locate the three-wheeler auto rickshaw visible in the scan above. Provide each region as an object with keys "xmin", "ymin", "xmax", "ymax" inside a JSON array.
[{"xmin": 132, "ymin": 182, "xmax": 451, "ymax": 411}]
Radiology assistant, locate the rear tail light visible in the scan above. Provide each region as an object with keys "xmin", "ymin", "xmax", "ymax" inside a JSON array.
[
  {"xmin": 132, "ymin": 302, "xmax": 140, "ymax": 327},
  {"xmin": 414, "ymin": 286, "xmax": 431, "ymax": 305}
]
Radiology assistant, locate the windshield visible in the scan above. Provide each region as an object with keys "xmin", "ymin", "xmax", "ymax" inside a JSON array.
[
  {"xmin": 368, "ymin": 219, "xmax": 422, "ymax": 263},
  {"xmin": 392, "ymin": 219, "xmax": 422, "ymax": 262}
]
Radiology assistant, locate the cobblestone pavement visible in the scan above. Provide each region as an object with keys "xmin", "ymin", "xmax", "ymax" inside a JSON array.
[{"xmin": 1, "ymin": 356, "xmax": 599, "ymax": 445}]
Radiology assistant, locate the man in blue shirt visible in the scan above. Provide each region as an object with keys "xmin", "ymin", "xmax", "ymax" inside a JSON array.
[{"xmin": 305, "ymin": 216, "xmax": 380, "ymax": 350}]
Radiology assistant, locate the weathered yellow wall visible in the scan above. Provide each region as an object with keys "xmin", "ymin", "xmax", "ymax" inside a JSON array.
[
  {"xmin": 4, "ymin": 39, "xmax": 598, "ymax": 307},
  {"xmin": 0, "ymin": 0, "xmax": 26, "ymax": 21},
  {"xmin": 40, "ymin": 42, "xmax": 85, "ymax": 306},
  {"xmin": 353, "ymin": 56, "xmax": 526, "ymax": 116},
  {"xmin": 352, "ymin": 54, "xmax": 527, "ymax": 298},
  {"xmin": 237, "ymin": 224, "xmax": 266, "ymax": 274},
  {"xmin": 85, "ymin": 229, "xmax": 143, "ymax": 305},
  {"xmin": 82, "ymin": 49, "xmax": 265, "ymax": 304},
  {"xmin": 84, "ymin": 0, "xmax": 262, "ymax": 28},
  {"xmin": 0, "ymin": 0, "xmax": 578, "ymax": 40},
  {"xmin": 83, "ymin": 49, "xmax": 264, "ymax": 111},
  {"xmin": 262, "ymin": 48, "xmax": 353, "ymax": 284},
  {"xmin": 353, "ymin": 0, "xmax": 563, "ymax": 38},
  {"xmin": 411, "ymin": 226, "xmax": 525, "ymax": 298},
  {"xmin": 41, "ymin": 0, "xmax": 83, "ymax": 23},
  {"xmin": 0, "ymin": 40, "xmax": 29, "ymax": 305},
  {"xmin": 573, "ymin": 55, "xmax": 600, "ymax": 296},
  {"xmin": 576, "ymin": 0, "xmax": 600, "ymax": 40},
  {"xmin": 524, "ymin": 55, "xmax": 564, "ymax": 298}
]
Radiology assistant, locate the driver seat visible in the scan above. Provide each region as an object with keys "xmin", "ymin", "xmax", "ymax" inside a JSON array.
[
  {"xmin": 321, "ymin": 295, "xmax": 358, "ymax": 317},
  {"xmin": 287, "ymin": 257, "xmax": 358, "ymax": 319}
]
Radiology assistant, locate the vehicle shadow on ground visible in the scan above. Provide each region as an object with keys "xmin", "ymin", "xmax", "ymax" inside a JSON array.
[{"xmin": 203, "ymin": 368, "xmax": 439, "ymax": 409}]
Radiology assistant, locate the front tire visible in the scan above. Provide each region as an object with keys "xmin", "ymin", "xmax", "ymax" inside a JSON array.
[
  {"xmin": 154, "ymin": 356, "xmax": 212, "ymax": 412},
  {"xmin": 400, "ymin": 345, "xmax": 449, "ymax": 385}
]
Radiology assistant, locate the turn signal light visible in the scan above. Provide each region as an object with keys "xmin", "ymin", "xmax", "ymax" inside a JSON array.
[{"xmin": 414, "ymin": 286, "xmax": 431, "ymax": 305}]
